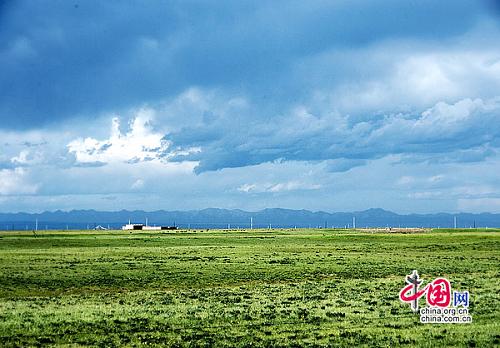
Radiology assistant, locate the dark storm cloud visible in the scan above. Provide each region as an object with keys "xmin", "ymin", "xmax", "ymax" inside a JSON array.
[
  {"xmin": 0, "ymin": 0, "xmax": 488, "ymax": 129},
  {"xmin": 166, "ymin": 97, "xmax": 500, "ymax": 173}
]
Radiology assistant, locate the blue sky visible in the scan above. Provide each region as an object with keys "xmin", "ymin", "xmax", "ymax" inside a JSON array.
[{"xmin": 1, "ymin": 0, "xmax": 500, "ymax": 213}]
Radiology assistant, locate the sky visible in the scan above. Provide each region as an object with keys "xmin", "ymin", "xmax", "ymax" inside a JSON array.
[{"xmin": 1, "ymin": 0, "xmax": 500, "ymax": 214}]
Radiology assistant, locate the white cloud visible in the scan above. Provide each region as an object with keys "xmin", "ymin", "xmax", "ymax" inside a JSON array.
[
  {"xmin": 68, "ymin": 110, "xmax": 170, "ymax": 165},
  {"xmin": 0, "ymin": 168, "xmax": 38, "ymax": 195},
  {"xmin": 397, "ymin": 175, "xmax": 445, "ymax": 188},
  {"xmin": 131, "ymin": 179, "xmax": 144, "ymax": 190},
  {"xmin": 11, "ymin": 150, "xmax": 30, "ymax": 165},
  {"xmin": 408, "ymin": 191, "xmax": 444, "ymax": 199},
  {"xmin": 237, "ymin": 183, "xmax": 257, "ymax": 193},
  {"xmin": 237, "ymin": 181, "xmax": 321, "ymax": 193},
  {"xmin": 10, "ymin": 149, "xmax": 44, "ymax": 166},
  {"xmin": 0, "ymin": 126, "xmax": 92, "ymax": 171},
  {"xmin": 315, "ymin": 33, "xmax": 500, "ymax": 115},
  {"xmin": 361, "ymin": 97, "xmax": 500, "ymax": 159},
  {"xmin": 267, "ymin": 181, "xmax": 321, "ymax": 193}
]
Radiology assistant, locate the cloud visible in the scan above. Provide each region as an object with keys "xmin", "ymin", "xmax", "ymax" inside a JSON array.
[
  {"xmin": 409, "ymin": 185, "xmax": 499, "ymax": 200},
  {"xmin": 267, "ymin": 181, "xmax": 321, "ymax": 193},
  {"xmin": 0, "ymin": 1, "xmax": 491, "ymax": 129},
  {"xmin": 367, "ymin": 98, "xmax": 500, "ymax": 148},
  {"xmin": 408, "ymin": 191, "xmax": 444, "ymax": 199},
  {"xmin": 0, "ymin": 128, "xmax": 78, "ymax": 170},
  {"xmin": 0, "ymin": 168, "xmax": 38, "ymax": 195},
  {"xmin": 237, "ymin": 183, "xmax": 257, "ymax": 193},
  {"xmin": 131, "ymin": 179, "xmax": 144, "ymax": 190},
  {"xmin": 237, "ymin": 181, "xmax": 321, "ymax": 193},
  {"xmin": 319, "ymin": 41, "xmax": 500, "ymax": 115},
  {"xmin": 1, "ymin": 1, "xmax": 499, "ymax": 214},
  {"xmin": 2, "ymin": 2, "xmax": 499, "ymax": 176},
  {"xmin": 0, "ymin": 151, "xmax": 498, "ymax": 214},
  {"xmin": 167, "ymin": 91, "xmax": 500, "ymax": 172},
  {"xmin": 67, "ymin": 110, "xmax": 172, "ymax": 165},
  {"xmin": 10, "ymin": 149, "xmax": 44, "ymax": 166}
]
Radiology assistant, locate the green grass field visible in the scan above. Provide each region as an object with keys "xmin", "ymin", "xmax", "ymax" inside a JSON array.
[{"xmin": 0, "ymin": 228, "xmax": 498, "ymax": 347}]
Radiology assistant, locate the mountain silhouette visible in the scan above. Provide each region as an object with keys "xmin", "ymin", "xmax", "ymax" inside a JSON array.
[{"xmin": 0, "ymin": 208, "xmax": 498, "ymax": 230}]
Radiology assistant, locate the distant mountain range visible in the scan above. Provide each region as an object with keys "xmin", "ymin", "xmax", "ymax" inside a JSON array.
[{"xmin": 0, "ymin": 208, "xmax": 499, "ymax": 230}]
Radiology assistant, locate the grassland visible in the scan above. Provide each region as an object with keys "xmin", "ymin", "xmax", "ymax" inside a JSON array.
[{"xmin": 0, "ymin": 228, "xmax": 498, "ymax": 347}]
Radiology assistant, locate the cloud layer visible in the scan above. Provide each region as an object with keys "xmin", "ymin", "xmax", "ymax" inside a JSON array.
[
  {"xmin": 166, "ymin": 92, "xmax": 500, "ymax": 173},
  {"xmin": 0, "ymin": 1, "xmax": 499, "ymax": 213},
  {"xmin": 0, "ymin": 1, "xmax": 491, "ymax": 128}
]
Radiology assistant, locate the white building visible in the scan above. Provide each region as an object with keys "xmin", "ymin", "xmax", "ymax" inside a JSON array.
[
  {"xmin": 121, "ymin": 222, "xmax": 177, "ymax": 230},
  {"xmin": 122, "ymin": 223, "xmax": 144, "ymax": 230},
  {"xmin": 142, "ymin": 226, "xmax": 161, "ymax": 231}
]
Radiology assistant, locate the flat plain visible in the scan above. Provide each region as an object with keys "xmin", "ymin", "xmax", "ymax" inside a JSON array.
[{"xmin": 0, "ymin": 228, "xmax": 499, "ymax": 347}]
